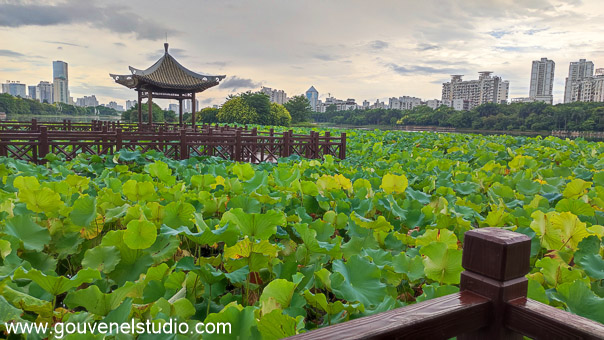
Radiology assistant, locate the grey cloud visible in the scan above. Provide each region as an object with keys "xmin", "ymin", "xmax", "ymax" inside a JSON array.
[
  {"xmin": 488, "ymin": 30, "xmax": 511, "ymax": 39},
  {"xmin": 114, "ymin": 42, "xmax": 126, "ymax": 47},
  {"xmin": 201, "ymin": 97, "xmax": 215, "ymax": 104},
  {"xmin": 524, "ymin": 28, "xmax": 549, "ymax": 35},
  {"xmin": 416, "ymin": 44, "xmax": 440, "ymax": 51},
  {"xmin": 146, "ymin": 48, "xmax": 188, "ymax": 61},
  {"xmin": 204, "ymin": 61, "xmax": 228, "ymax": 67},
  {"xmin": 219, "ymin": 76, "xmax": 261, "ymax": 91},
  {"xmin": 313, "ymin": 53, "xmax": 339, "ymax": 61},
  {"xmin": 0, "ymin": 49, "xmax": 24, "ymax": 57},
  {"xmin": 45, "ymin": 40, "xmax": 86, "ymax": 47},
  {"xmin": 0, "ymin": 1, "xmax": 175, "ymax": 40},
  {"xmin": 388, "ymin": 63, "xmax": 465, "ymax": 75},
  {"xmin": 369, "ymin": 40, "xmax": 389, "ymax": 50}
]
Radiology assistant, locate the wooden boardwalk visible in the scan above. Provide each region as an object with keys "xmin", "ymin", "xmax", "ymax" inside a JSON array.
[{"xmin": 0, "ymin": 120, "xmax": 346, "ymax": 164}]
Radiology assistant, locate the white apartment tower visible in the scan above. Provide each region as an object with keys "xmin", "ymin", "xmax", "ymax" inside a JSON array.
[
  {"xmin": 529, "ymin": 58, "xmax": 555, "ymax": 104},
  {"xmin": 52, "ymin": 61, "xmax": 69, "ymax": 104},
  {"xmin": 260, "ymin": 86, "xmax": 287, "ymax": 105},
  {"xmin": 564, "ymin": 59, "xmax": 594, "ymax": 103},
  {"xmin": 441, "ymin": 72, "xmax": 509, "ymax": 110}
]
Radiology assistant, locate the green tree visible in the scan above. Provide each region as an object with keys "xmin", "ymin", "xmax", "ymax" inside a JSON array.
[
  {"xmin": 198, "ymin": 107, "xmax": 219, "ymax": 124},
  {"xmin": 284, "ymin": 95, "xmax": 313, "ymax": 123},
  {"xmin": 269, "ymin": 103, "xmax": 291, "ymax": 126},
  {"xmin": 121, "ymin": 103, "xmax": 172, "ymax": 123},
  {"xmin": 217, "ymin": 97, "xmax": 259, "ymax": 124},
  {"xmin": 241, "ymin": 92, "xmax": 272, "ymax": 125}
]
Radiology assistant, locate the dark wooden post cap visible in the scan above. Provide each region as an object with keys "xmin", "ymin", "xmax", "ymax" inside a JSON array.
[{"xmin": 462, "ymin": 228, "xmax": 531, "ymax": 281}]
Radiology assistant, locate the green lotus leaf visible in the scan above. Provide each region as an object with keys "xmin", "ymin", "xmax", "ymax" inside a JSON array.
[
  {"xmin": 392, "ymin": 253, "xmax": 425, "ymax": 282},
  {"xmin": 4, "ymin": 215, "xmax": 50, "ymax": 252},
  {"xmin": 124, "ymin": 220, "xmax": 157, "ymax": 250},
  {"xmin": 516, "ymin": 179, "xmax": 541, "ymax": 196},
  {"xmin": 64, "ymin": 282, "xmax": 136, "ymax": 316},
  {"xmin": 330, "ymin": 255, "xmax": 387, "ymax": 308},
  {"xmin": 163, "ymin": 201, "xmax": 195, "ymax": 228},
  {"xmin": 260, "ymin": 279, "xmax": 297, "ymax": 314},
  {"xmin": 562, "ymin": 179, "xmax": 592, "ymax": 199},
  {"xmin": 416, "ymin": 229, "xmax": 458, "ymax": 249},
  {"xmin": 420, "ymin": 242, "xmax": 463, "ymax": 284},
  {"xmin": 203, "ymin": 305, "xmax": 261, "ymax": 340},
  {"xmin": 69, "ymin": 195, "xmax": 97, "ymax": 227},
  {"xmin": 13, "ymin": 267, "xmax": 101, "ymax": 296},
  {"xmin": 555, "ymin": 199, "xmax": 594, "ymax": 216},
  {"xmin": 145, "ymin": 160, "xmax": 176, "ymax": 186},
  {"xmin": 257, "ymin": 309, "xmax": 298, "ymax": 339},
  {"xmin": 380, "ymin": 173, "xmax": 408, "ymax": 195},
  {"xmin": 350, "ymin": 212, "xmax": 393, "ymax": 233},
  {"xmin": 553, "ymin": 280, "xmax": 604, "ymax": 324},
  {"xmin": 122, "ymin": 179, "xmax": 155, "ymax": 202},
  {"xmin": 221, "ymin": 208, "xmax": 285, "ymax": 240},
  {"xmin": 81, "ymin": 246, "xmax": 121, "ymax": 274}
]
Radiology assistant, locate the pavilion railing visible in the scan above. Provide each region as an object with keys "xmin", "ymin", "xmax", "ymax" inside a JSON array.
[
  {"xmin": 287, "ymin": 228, "xmax": 604, "ymax": 340},
  {"xmin": 0, "ymin": 121, "xmax": 346, "ymax": 164}
]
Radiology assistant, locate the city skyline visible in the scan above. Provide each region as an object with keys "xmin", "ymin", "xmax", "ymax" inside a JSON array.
[{"xmin": 1, "ymin": 0, "xmax": 604, "ymax": 107}]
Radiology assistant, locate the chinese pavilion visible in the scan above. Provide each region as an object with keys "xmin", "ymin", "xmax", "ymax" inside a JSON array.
[{"xmin": 110, "ymin": 43, "xmax": 225, "ymax": 128}]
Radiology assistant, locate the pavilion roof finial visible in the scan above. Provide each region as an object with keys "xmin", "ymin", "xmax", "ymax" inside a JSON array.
[{"xmin": 164, "ymin": 43, "xmax": 169, "ymax": 53}]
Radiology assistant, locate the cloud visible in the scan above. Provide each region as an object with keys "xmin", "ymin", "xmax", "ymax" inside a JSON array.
[
  {"xmin": 114, "ymin": 42, "xmax": 126, "ymax": 47},
  {"xmin": 488, "ymin": 30, "xmax": 511, "ymax": 39},
  {"xmin": 387, "ymin": 63, "xmax": 465, "ymax": 75},
  {"xmin": 313, "ymin": 53, "xmax": 339, "ymax": 61},
  {"xmin": 416, "ymin": 44, "xmax": 440, "ymax": 51},
  {"xmin": 219, "ymin": 76, "xmax": 261, "ymax": 91},
  {"xmin": 0, "ymin": 49, "xmax": 24, "ymax": 57},
  {"xmin": 45, "ymin": 40, "xmax": 86, "ymax": 47},
  {"xmin": 0, "ymin": 1, "xmax": 175, "ymax": 40},
  {"xmin": 369, "ymin": 40, "xmax": 389, "ymax": 50}
]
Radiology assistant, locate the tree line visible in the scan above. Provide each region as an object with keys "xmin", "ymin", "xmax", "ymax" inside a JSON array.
[
  {"xmin": 0, "ymin": 93, "xmax": 120, "ymax": 116},
  {"xmin": 313, "ymin": 101, "xmax": 604, "ymax": 131}
]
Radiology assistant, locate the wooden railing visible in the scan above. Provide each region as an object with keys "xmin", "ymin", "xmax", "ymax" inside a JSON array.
[
  {"xmin": 0, "ymin": 120, "xmax": 346, "ymax": 164},
  {"xmin": 288, "ymin": 228, "xmax": 604, "ymax": 340}
]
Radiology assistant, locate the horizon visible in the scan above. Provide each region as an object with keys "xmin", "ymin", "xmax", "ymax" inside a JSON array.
[{"xmin": 1, "ymin": 0, "xmax": 604, "ymax": 107}]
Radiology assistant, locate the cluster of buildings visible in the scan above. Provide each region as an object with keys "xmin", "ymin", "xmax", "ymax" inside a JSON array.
[
  {"xmin": 301, "ymin": 86, "xmax": 443, "ymax": 113},
  {"xmin": 2, "ymin": 61, "xmax": 70, "ymax": 105},
  {"xmin": 514, "ymin": 58, "xmax": 604, "ymax": 105},
  {"xmin": 1, "ymin": 61, "xmax": 126, "ymax": 111}
]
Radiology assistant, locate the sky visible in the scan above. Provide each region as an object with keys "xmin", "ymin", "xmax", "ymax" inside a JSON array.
[{"xmin": 1, "ymin": 0, "xmax": 603, "ymax": 108}]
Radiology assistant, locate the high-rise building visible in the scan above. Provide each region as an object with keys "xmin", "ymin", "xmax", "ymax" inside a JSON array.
[
  {"xmin": 28, "ymin": 85, "xmax": 37, "ymax": 100},
  {"xmin": 168, "ymin": 103, "xmax": 179, "ymax": 112},
  {"xmin": 564, "ymin": 59, "xmax": 594, "ymax": 103},
  {"xmin": 389, "ymin": 96, "xmax": 422, "ymax": 110},
  {"xmin": 126, "ymin": 100, "xmax": 136, "ymax": 110},
  {"xmin": 52, "ymin": 61, "xmax": 69, "ymax": 104},
  {"xmin": 75, "ymin": 95, "xmax": 99, "ymax": 107},
  {"xmin": 424, "ymin": 99, "xmax": 443, "ymax": 109},
  {"xmin": 570, "ymin": 75, "xmax": 604, "ymax": 103},
  {"xmin": 597, "ymin": 68, "xmax": 604, "ymax": 76},
  {"xmin": 1, "ymin": 81, "xmax": 27, "ymax": 97},
  {"xmin": 441, "ymin": 72, "xmax": 509, "ymax": 110},
  {"xmin": 529, "ymin": 58, "xmax": 555, "ymax": 104},
  {"xmin": 305, "ymin": 86, "xmax": 319, "ymax": 111},
  {"xmin": 35, "ymin": 81, "xmax": 53, "ymax": 103},
  {"xmin": 107, "ymin": 101, "xmax": 125, "ymax": 112},
  {"xmin": 183, "ymin": 99, "xmax": 200, "ymax": 113},
  {"xmin": 260, "ymin": 86, "xmax": 287, "ymax": 104}
]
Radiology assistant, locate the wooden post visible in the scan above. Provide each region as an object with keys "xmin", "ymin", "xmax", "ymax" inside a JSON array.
[
  {"xmin": 179, "ymin": 98, "xmax": 183, "ymax": 127},
  {"xmin": 324, "ymin": 131, "xmax": 330, "ymax": 157},
  {"xmin": 283, "ymin": 130, "xmax": 291, "ymax": 157},
  {"xmin": 68, "ymin": 120, "xmax": 72, "ymax": 131},
  {"xmin": 116, "ymin": 128, "xmax": 123, "ymax": 151},
  {"xmin": 313, "ymin": 130, "xmax": 320, "ymax": 158},
  {"xmin": 179, "ymin": 129, "xmax": 188, "ymax": 160},
  {"xmin": 31, "ymin": 118, "xmax": 37, "ymax": 131},
  {"xmin": 191, "ymin": 92, "xmax": 196, "ymax": 130},
  {"xmin": 305, "ymin": 131, "xmax": 313, "ymax": 158},
  {"xmin": 38, "ymin": 126, "xmax": 49, "ymax": 164},
  {"xmin": 137, "ymin": 91, "xmax": 142, "ymax": 125},
  {"xmin": 458, "ymin": 228, "xmax": 531, "ymax": 340},
  {"xmin": 339, "ymin": 132, "xmax": 346, "ymax": 159},
  {"xmin": 158, "ymin": 126, "xmax": 164, "ymax": 153},
  {"xmin": 233, "ymin": 129, "xmax": 241, "ymax": 161},
  {"xmin": 148, "ymin": 91, "xmax": 153, "ymax": 126}
]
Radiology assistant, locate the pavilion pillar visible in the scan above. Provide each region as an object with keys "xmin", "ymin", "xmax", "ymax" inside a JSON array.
[
  {"xmin": 191, "ymin": 92, "xmax": 196, "ymax": 130},
  {"xmin": 179, "ymin": 98, "xmax": 183, "ymax": 127},
  {"xmin": 148, "ymin": 91, "xmax": 153, "ymax": 126},
  {"xmin": 137, "ymin": 91, "xmax": 142, "ymax": 125}
]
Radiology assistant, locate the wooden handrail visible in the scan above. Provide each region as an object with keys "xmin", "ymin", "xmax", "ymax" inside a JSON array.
[
  {"xmin": 288, "ymin": 291, "xmax": 490, "ymax": 339},
  {"xmin": 286, "ymin": 228, "xmax": 604, "ymax": 339}
]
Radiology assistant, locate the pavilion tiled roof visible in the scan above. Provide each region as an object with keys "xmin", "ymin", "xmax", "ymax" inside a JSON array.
[{"xmin": 110, "ymin": 43, "xmax": 225, "ymax": 93}]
